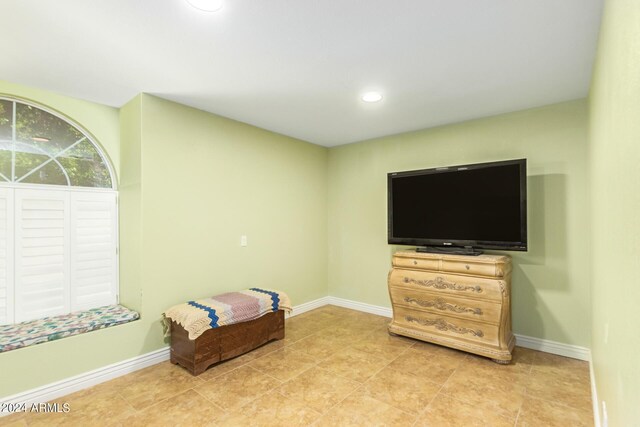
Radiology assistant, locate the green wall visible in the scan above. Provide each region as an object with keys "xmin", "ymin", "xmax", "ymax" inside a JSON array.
[
  {"xmin": 0, "ymin": 88, "xmax": 328, "ymax": 397},
  {"xmin": 589, "ymin": 0, "xmax": 640, "ymax": 424},
  {"xmin": 327, "ymin": 100, "xmax": 591, "ymax": 347},
  {"xmin": 136, "ymin": 94, "xmax": 328, "ymax": 345}
]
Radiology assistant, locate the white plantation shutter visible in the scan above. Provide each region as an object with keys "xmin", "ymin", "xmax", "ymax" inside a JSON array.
[
  {"xmin": 14, "ymin": 189, "xmax": 70, "ymax": 322},
  {"xmin": 0, "ymin": 188, "xmax": 14, "ymax": 325},
  {"xmin": 1, "ymin": 187, "xmax": 118, "ymax": 324},
  {"xmin": 70, "ymin": 192, "xmax": 118, "ymax": 311}
]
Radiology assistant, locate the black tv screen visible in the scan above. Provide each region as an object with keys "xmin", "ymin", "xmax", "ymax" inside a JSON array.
[{"xmin": 388, "ymin": 159, "xmax": 527, "ymax": 252}]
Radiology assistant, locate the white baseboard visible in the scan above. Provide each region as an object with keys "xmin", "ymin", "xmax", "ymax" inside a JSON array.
[
  {"xmin": 0, "ymin": 347, "xmax": 170, "ymax": 415},
  {"xmin": 513, "ymin": 334, "xmax": 590, "ymax": 361},
  {"xmin": 327, "ymin": 296, "xmax": 393, "ymax": 318},
  {"xmin": 289, "ymin": 296, "xmax": 331, "ymax": 317}
]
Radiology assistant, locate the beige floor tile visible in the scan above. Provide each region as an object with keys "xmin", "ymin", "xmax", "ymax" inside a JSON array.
[
  {"xmin": 109, "ymin": 360, "xmax": 177, "ymax": 385},
  {"xmin": 362, "ymin": 366, "xmax": 441, "ymax": 414},
  {"xmin": 2, "ymin": 403, "xmax": 74, "ymax": 427},
  {"xmin": 112, "ymin": 389, "xmax": 224, "ymax": 427},
  {"xmin": 291, "ymin": 310, "xmax": 340, "ymax": 327},
  {"xmin": 456, "ymin": 351, "xmax": 533, "ymax": 388},
  {"xmin": 510, "ymin": 346, "xmax": 539, "ymax": 365},
  {"xmin": 244, "ymin": 338, "xmax": 287, "ymax": 359},
  {"xmin": 111, "ymin": 360, "xmax": 202, "ymax": 388},
  {"xmin": 114, "ymin": 361, "xmax": 204, "ymax": 411},
  {"xmin": 282, "ymin": 332, "xmax": 313, "ymax": 346},
  {"xmin": 531, "ymin": 351, "xmax": 591, "ymax": 381},
  {"xmin": 285, "ymin": 315, "xmax": 318, "ymax": 329},
  {"xmin": 17, "ymin": 412, "xmax": 67, "ymax": 427},
  {"xmin": 283, "ymin": 322, "xmax": 321, "ymax": 343},
  {"xmin": 65, "ymin": 390, "xmax": 136, "ymax": 423},
  {"xmin": 217, "ymin": 390, "xmax": 321, "ymax": 426},
  {"xmin": 0, "ymin": 410, "xmax": 27, "ymax": 426},
  {"xmin": 418, "ymin": 393, "xmax": 515, "ymax": 427},
  {"xmin": 6, "ymin": 306, "xmax": 594, "ymax": 427},
  {"xmin": 286, "ymin": 334, "xmax": 346, "ymax": 360},
  {"xmin": 350, "ymin": 332, "xmax": 414, "ymax": 362},
  {"xmin": 409, "ymin": 340, "xmax": 469, "ymax": 362},
  {"xmin": 313, "ymin": 325, "xmax": 371, "ymax": 344},
  {"xmin": 388, "ymin": 348, "xmax": 462, "ymax": 385},
  {"xmin": 277, "ymin": 366, "xmax": 361, "ymax": 413},
  {"xmin": 315, "ymin": 387, "xmax": 416, "ymax": 427},
  {"xmin": 0, "ymin": 417, "xmax": 27, "ymax": 427},
  {"xmin": 64, "ymin": 380, "xmax": 122, "ymax": 401},
  {"xmin": 339, "ymin": 317, "xmax": 388, "ymax": 332},
  {"xmin": 439, "ymin": 363, "xmax": 525, "ymax": 420},
  {"xmin": 525, "ymin": 368, "xmax": 592, "ymax": 413},
  {"xmin": 516, "ymin": 396, "xmax": 593, "ymax": 427},
  {"xmin": 314, "ymin": 305, "xmax": 356, "ymax": 316},
  {"xmin": 318, "ymin": 347, "xmax": 390, "ymax": 383},
  {"xmin": 248, "ymin": 347, "xmax": 317, "ymax": 381},
  {"xmin": 368, "ymin": 327, "xmax": 418, "ymax": 345},
  {"xmin": 194, "ymin": 365, "xmax": 281, "ymax": 412}
]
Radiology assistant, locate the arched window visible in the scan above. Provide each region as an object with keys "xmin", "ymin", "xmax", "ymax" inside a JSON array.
[
  {"xmin": 0, "ymin": 97, "xmax": 118, "ymax": 325},
  {"xmin": 0, "ymin": 98, "xmax": 114, "ymax": 188}
]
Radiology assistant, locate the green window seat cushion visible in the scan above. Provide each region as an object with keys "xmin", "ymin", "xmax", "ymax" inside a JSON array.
[{"xmin": 0, "ymin": 305, "xmax": 139, "ymax": 353}]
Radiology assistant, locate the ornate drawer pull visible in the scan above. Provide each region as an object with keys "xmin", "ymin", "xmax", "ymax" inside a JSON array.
[
  {"xmin": 403, "ymin": 296, "xmax": 483, "ymax": 315},
  {"xmin": 403, "ymin": 276, "xmax": 483, "ymax": 293},
  {"xmin": 405, "ymin": 316, "xmax": 484, "ymax": 337}
]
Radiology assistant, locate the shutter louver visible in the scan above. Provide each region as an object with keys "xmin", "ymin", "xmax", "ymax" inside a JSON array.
[
  {"xmin": 70, "ymin": 192, "xmax": 117, "ymax": 311},
  {"xmin": 0, "ymin": 188, "xmax": 14, "ymax": 325},
  {"xmin": 14, "ymin": 189, "xmax": 70, "ymax": 322}
]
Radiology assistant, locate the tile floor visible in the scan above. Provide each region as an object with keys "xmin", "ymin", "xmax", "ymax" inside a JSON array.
[{"xmin": 0, "ymin": 305, "xmax": 593, "ymax": 426}]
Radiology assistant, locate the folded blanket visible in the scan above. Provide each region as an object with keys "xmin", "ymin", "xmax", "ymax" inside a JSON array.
[{"xmin": 163, "ymin": 288, "xmax": 291, "ymax": 340}]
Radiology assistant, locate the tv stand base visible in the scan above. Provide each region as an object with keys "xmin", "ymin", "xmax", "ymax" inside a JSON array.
[{"xmin": 416, "ymin": 246, "xmax": 483, "ymax": 256}]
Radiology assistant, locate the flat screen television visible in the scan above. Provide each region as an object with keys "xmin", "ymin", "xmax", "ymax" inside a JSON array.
[{"xmin": 388, "ymin": 159, "xmax": 527, "ymax": 255}]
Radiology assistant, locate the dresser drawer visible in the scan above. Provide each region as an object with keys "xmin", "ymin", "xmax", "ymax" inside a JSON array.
[
  {"xmin": 389, "ymin": 269, "xmax": 506, "ymax": 302},
  {"xmin": 393, "ymin": 305, "xmax": 500, "ymax": 346},
  {"xmin": 393, "ymin": 256, "xmax": 440, "ymax": 271},
  {"xmin": 389, "ymin": 287, "xmax": 502, "ymax": 325},
  {"xmin": 440, "ymin": 258, "xmax": 500, "ymax": 278},
  {"xmin": 392, "ymin": 251, "xmax": 510, "ymax": 278}
]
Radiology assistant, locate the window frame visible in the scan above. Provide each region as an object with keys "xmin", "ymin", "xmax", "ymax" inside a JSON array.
[
  {"xmin": 0, "ymin": 96, "xmax": 119, "ymax": 326},
  {"xmin": 0, "ymin": 95, "xmax": 118, "ymax": 191}
]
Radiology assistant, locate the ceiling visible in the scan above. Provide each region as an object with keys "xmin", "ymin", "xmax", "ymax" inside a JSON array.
[{"xmin": 1, "ymin": 0, "xmax": 604, "ymax": 147}]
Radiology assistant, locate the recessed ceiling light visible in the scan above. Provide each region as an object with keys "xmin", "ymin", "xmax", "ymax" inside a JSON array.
[
  {"xmin": 185, "ymin": 0, "xmax": 223, "ymax": 12},
  {"xmin": 361, "ymin": 92, "xmax": 383, "ymax": 103}
]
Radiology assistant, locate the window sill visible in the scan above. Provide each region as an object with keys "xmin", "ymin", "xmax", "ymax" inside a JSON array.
[{"xmin": 0, "ymin": 305, "xmax": 140, "ymax": 353}]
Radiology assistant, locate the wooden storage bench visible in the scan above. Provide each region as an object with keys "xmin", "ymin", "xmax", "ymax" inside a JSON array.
[{"xmin": 170, "ymin": 310, "xmax": 285, "ymax": 376}]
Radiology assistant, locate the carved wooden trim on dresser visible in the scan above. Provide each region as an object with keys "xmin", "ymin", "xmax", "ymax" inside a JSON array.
[
  {"xmin": 403, "ymin": 296, "xmax": 483, "ymax": 315},
  {"xmin": 403, "ymin": 276, "xmax": 483, "ymax": 293},
  {"xmin": 498, "ymin": 281, "xmax": 508, "ymax": 296},
  {"xmin": 388, "ymin": 324, "xmax": 516, "ymax": 359},
  {"xmin": 405, "ymin": 315, "xmax": 485, "ymax": 337}
]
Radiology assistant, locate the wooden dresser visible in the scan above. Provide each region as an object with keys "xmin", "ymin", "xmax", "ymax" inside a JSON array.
[{"xmin": 388, "ymin": 250, "xmax": 514, "ymax": 363}]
